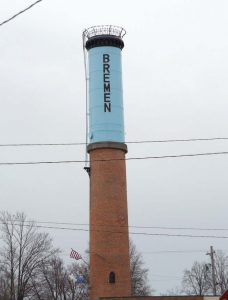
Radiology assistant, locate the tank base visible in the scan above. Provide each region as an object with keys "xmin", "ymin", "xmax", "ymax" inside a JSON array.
[{"xmin": 87, "ymin": 142, "xmax": 128, "ymax": 153}]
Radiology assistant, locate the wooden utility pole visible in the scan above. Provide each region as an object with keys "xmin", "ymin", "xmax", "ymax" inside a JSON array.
[{"xmin": 207, "ymin": 246, "xmax": 216, "ymax": 296}]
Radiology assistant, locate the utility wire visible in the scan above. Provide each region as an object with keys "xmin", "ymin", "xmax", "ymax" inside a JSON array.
[
  {"xmin": 143, "ymin": 250, "xmax": 207, "ymax": 254},
  {"xmin": 18, "ymin": 220, "xmax": 228, "ymax": 232},
  {"xmin": 0, "ymin": 0, "xmax": 43, "ymax": 27},
  {"xmin": 151, "ymin": 274, "xmax": 179, "ymax": 278},
  {"xmin": 0, "ymin": 151, "xmax": 228, "ymax": 165},
  {"xmin": 127, "ymin": 137, "xmax": 228, "ymax": 144},
  {"xmin": 61, "ymin": 249, "xmax": 211, "ymax": 257},
  {"xmin": 0, "ymin": 137, "xmax": 228, "ymax": 147},
  {"xmin": 1, "ymin": 222, "xmax": 228, "ymax": 239},
  {"xmin": 0, "ymin": 142, "xmax": 85, "ymax": 147}
]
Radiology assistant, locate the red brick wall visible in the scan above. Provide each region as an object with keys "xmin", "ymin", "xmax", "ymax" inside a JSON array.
[{"xmin": 89, "ymin": 147, "xmax": 131, "ymax": 300}]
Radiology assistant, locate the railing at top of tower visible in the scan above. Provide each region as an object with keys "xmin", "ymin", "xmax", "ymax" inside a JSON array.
[{"xmin": 83, "ymin": 25, "xmax": 126, "ymax": 41}]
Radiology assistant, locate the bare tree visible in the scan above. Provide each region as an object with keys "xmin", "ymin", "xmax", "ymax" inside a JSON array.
[
  {"xmin": 182, "ymin": 250, "xmax": 228, "ymax": 296},
  {"xmin": 67, "ymin": 262, "xmax": 89, "ymax": 300},
  {"xmin": 0, "ymin": 264, "xmax": 10, "ymax": 300},
  {"xmin": 28, "ymin": 256, "xmax": 89, "ymax": 300},
  {"xmin": 163, "ymin": 287, "xmax": 185, "ymax": 296},
  {"xmin": 0, "ymin": 211, "xmax": 151, "ymax": 299},
  {"xmin": 0, "ymin": 211, "xmax": 57, "ymax": 300},
  {"xmin": 129, "ymin": 239, "xmax": 151, "ymax": 296},
  {"xmin": 37, "ymin": 257, "xmax": 69, "ymax": 300},
  {"xmin": 182, "ymin": 261, "xmax": 210, "ymax": 295},
  {"xmin": 214, "ymin": 250, "xmax": 228, "ymax": 295}
]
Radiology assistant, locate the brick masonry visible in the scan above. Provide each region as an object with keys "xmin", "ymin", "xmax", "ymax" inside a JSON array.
[{"xmin": 89, "ymin": 146, "xmax": 131, "ymax": 300}]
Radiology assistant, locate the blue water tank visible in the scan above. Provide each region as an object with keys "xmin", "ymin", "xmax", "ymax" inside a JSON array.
[{"xmin": 85, "ymin": 26, "xmax": 126, "ymax": 144}]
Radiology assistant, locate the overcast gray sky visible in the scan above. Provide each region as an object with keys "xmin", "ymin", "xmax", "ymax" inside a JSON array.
[{"xmin": 1, "ymin": 0, "xmax": 228, "ymax": 294}]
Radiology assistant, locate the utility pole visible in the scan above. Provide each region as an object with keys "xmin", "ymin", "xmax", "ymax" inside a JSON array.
[{"xmin": 207, "ymin": 246, "xmax": 217, "ymax": 296}]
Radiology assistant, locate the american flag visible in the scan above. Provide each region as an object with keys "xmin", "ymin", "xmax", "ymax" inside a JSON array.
[{"xmin": 70, "ymin": 249, "xmax": 82, "ymax": 260}]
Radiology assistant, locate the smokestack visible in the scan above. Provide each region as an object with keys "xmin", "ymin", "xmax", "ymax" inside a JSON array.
[{"xmin": 83, "ymin": 25, "xmax": 131, "ymax": 300}]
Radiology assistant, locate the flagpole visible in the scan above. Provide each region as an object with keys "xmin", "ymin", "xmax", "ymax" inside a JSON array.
[{"xmin": 81, "ymin": 258, "xmax": 89, "ymax": 266}]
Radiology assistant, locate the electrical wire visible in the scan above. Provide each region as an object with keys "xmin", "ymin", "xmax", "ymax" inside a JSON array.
[
  {"xmin": 16, "ymin": 220, "xmax": 228, "ymax": 232},
  {"xmin": 127, "ymin": 137, "xmax": 228, "ymax": 144},
  {"xmin": 150, "ymin": 274, "xmax": 181, "ymax": 279},
  {"xmin": 143, "ymin": 250, "xmax": 207, "ymax": 254},
  {"xmin": 1, "ymin": 222, "xmax": 228, "ymax": 239},
  {"xmin": 0, "ymin": 0, "xmax": 43, "ymax": 27},
  {"xmin": 61, "ymin": 250, "xmax": 208, "ymax": 257},
  {"xmin": 0, "ymin": 142, "xmax": 85, "ymax": 147},
  {"xmin": 0, "ymin": 137, "xmax": 228, "ymax": 147},
  {"xmin": 0, "ymin": 151, "xmax": 228, "ymax": 165}
]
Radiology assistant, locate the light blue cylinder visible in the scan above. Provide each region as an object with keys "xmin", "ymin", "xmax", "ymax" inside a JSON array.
[{"xmin": 88, "ymin": 46, "xmax": 125, "ymax": 143}]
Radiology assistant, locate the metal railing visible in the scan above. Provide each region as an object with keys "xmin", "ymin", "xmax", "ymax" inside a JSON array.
[{"xmin": 83, "ymin": 25, "xmax": 126, "ymax": 41}]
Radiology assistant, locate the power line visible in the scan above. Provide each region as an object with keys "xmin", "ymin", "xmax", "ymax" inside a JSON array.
[
  {"xmin": 0, "ymin": 137, "xmax": 228, "ymax": 147},
  {"xmin": 0, "ymin": 0, "xmax": 43, "ymax": 27},
  {"xmin": 59, "ymin": 248, "xmax": 228, "ymax": 257},
  {"xmin": 0, "ymin": 151, "xmax": 228, "ymax": 166},
  {"xmin": 129, "ymin": 225, "xmax": 228, "ymax": 231},
  {"xmin": 18, "ymin": 220, "xmax": 228, "ymax": 232},
  {"xmin": 0, "ymin": 142, "xmax": 85, "ymax": 147},
  {"xmin": 143, "ymin": 250, "xmax": 207, "ymax": 254},
  {"xmin": 127, "ymin": 137, "xmax": 228, "ymax": 144},
  {"xmin": 2, "ymin": 222, "xmax": 228, "ymax": 239},
  {"xmin": 150, "ymin": 273, "xmax": 181, "ymax": 279}
]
